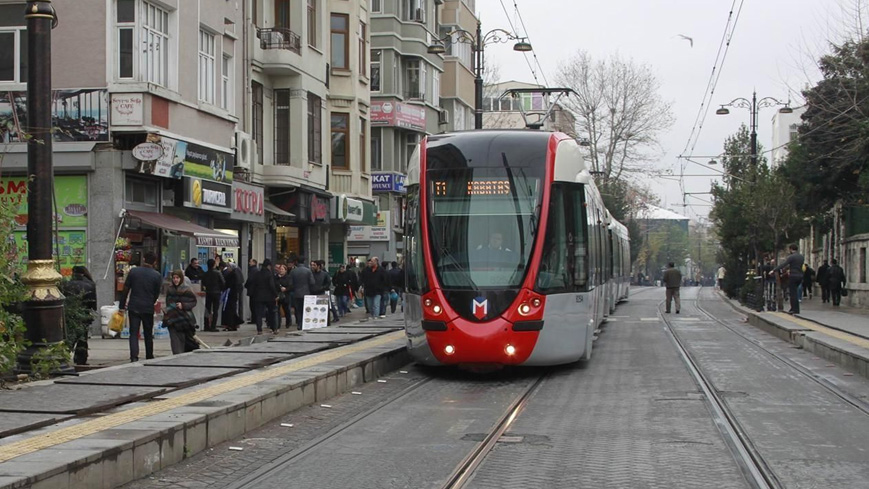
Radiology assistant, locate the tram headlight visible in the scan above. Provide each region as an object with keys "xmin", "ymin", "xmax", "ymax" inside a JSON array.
[
  {"xmin": 518, "ymin": 303, "xmax": 532, "ymax": 316},
  {"xmin": 432, "ymin": 304, "xmax": 442, "ymax": 315},
  {"xmin": 505, "ymin": 344, "xmax": 516, "ymax": 356},
  {"xmin": 444, "ymin": 345, "xmax": 456, "ymax": 355},
  {"xmin": 531, "ymin": 298, "xmax": 542, "ymax": 307},
  {"xmin": 424, "ymin": 298, "xmax": 433, "ymax": 307}
]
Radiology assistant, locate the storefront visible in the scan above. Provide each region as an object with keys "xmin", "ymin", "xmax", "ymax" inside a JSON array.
[
  {"xmin": 370, "ymin": 171, "xmax": 406, "ymax": 263},
  {"xmin": 1, "ymin": 175, "xmax": 90, "ymax": 277},
  {"xmin": 268, "ymin": 187, "xmax": 332, "ymax": 263}
]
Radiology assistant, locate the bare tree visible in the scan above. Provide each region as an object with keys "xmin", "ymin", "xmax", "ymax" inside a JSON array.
[{"xmin": 555, "ymin": 50, "xmax": 674, "ymax": 183}]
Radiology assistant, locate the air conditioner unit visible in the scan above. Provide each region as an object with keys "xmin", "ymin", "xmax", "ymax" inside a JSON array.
[
  {"xmin": 235, "ymin": 131, "xmax": 257, "ymax": 170},
  {"xmin": 437, "ymin": 110, "xmax": 449, "ymax": 125},
  {"xmin": 413, "ymin": 8, "xmax": 424, "ymax": 22}
]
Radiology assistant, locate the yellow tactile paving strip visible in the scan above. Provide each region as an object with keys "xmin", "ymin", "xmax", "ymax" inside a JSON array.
[
  {"xmin": 768, "ymin": 312, "xmax": 869, "ymax": 349},
  {"xmin": 0, "ymin": 331, "xmax": 405, "ymax": 463}
]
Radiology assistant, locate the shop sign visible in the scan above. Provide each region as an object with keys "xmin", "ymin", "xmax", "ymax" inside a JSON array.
[
  {"xmin": 184, "ymin": 177, "xmax": 232, "ymax": 214},
  {"xmin": 371, "ymin": 172, "xmax": 406, "ymax": 193},
  {"xmin": 231, "ymin": 181, "xmax": 265, "ymax": 223},
  {"xmin": 135, "ymin": 134, "xmax": 234, "ymax": 182},
  {"xmin": 0, "ymin": 176, "xmax": 88, "ymax": 228},
  {"xmin": 334, "ymin": 195, "xmax": 365, "ymax": 222},
  {"xmin": 12, "ymin": 230, "xmax": 87, "ymax": 277},
  {"xmin": 111, "ymin": 93, "xmax": 144, "ymax": 126},
  {"xmin": 311, "ymin": 195, "xmax": 330, "ymax": 223},
  {"xmin": 131, "ymin": 142, "xmax": 164, "ymax": 161},
  {"xmin": 370, "ymin": 101, "xmax": 426, "ymax": 131},
  {"xmin": 196, "ymin": 235, "xmax": 240, "ymax": 247},
  {"xmin": 347, "ymin": 225, "xmax": 389, "ymax": 241},
  {"xmin": 1, "ymin": 90, "xmax": 109, "ymax": 142}
]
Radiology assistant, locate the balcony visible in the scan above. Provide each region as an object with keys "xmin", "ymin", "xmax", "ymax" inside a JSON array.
[
  {"xmin": 258, "ymin": 27, "xmax": 301, "ymax": 54},
  {"xmin": 403, "ymin": 89, "xmax": 426, "ymax": 102}
]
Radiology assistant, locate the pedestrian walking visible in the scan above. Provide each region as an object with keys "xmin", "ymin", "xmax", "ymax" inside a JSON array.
[
  {"xmin": 770, "ymin": 244, "xmax": 804, "ymax": 314},
  {"xmin": 63, "ymin": 265, "xmax": 96, "ymax": 365},
  {"xmin": 275, "ymin": 263, "xmax": 293, "ymax": 329},
  {"xmin": 360, "ymin": 257, "xmax": 389, "ymax": 320},
  {"xmin": 816, "ymin": 260, "xmax": 830, "ymax": 303},
  {"xmin": 827, "ymin": 259, "xmax": 847, "ymax": 306},
  {"xmin": 716, "ymin": 265, "xmax": 726, "ymax": 290},
  {"xmin": 201, "ymin": 259, "xmax": 225, "ymax": 331},
  {"xmin": 163, "ymin": 270, "xmax": 199, "ymax": 354},
  {"xmin": 221, "ymin": 262, "xmax": 245, "ymax": 330},
  {"xmin": 288, "ymin": 257, "xmax": 315, "ymax": 330},
  {"xmin": 802, "ymin": 263, "xmax": 815, "ymax": 300},
  {"xmin": 250, "ymin": 259, "xmax": 279, "ymax": 334},
  {"xmin": 245, "ymin": 259, "xmax": 258, "ymax": 323},
  {"xmin": 663, "ymin": 262, "xmax": 682, "ymax": 314},
  {"xmin": 333, "ymin": 264, "xmax": 352, "ymax": 317},
  {"xmin": 184, "ymin": 258, "xmax": 204, "ymax": 282},
  {"xmin": 388, "ymin": 261, "xmax": 405, "ymax": 313},
  {"xmin": 119, "ymin": 251, "xmax": 162, "ymax": 362}
]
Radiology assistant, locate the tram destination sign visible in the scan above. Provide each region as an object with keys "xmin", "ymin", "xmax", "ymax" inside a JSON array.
[{"xmin": 432, "ymin": 179, "xmax": 513, "ymax": 197}]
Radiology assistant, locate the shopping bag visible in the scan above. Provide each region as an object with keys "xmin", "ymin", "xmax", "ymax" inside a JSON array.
[
  {"xmin": 841, "ymin": 288, "xmax": 848, "ymax": 297},
  {"xmin": 109, "ymin": 310, "xmax": 125, "ymax": 333}
]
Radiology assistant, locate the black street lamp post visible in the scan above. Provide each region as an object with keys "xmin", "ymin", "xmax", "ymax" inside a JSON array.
[
  {"xmin": 428, "ymin": 21, "xmax": 531, "ymax": 129},
  {"xmin": 716, "ymin": 91, "xmax": 792, "ymax": 173},
  {"xmin": 16, "ymin": 1, "xmax": 71, "ymax": 375}
]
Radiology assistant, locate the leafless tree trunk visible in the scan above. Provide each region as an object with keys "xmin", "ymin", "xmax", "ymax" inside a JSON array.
[{"xmin": 554, "ymin": 50, "xmax": 675, "ymax": 184}]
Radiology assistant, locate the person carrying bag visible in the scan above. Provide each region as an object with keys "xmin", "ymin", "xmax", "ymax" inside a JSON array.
[{"xmin": 163, "ymin": 270, "xmax": 199, "ymax": 354}]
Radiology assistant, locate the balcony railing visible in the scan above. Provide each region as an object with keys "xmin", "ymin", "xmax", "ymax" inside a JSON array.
[
  {"xmin": 258, "ymin": 27, "xmax": 301, "ymax": 54},
  {"xmin": 403, "ymin": 89, "xmax": 425, "ymax": 101}
]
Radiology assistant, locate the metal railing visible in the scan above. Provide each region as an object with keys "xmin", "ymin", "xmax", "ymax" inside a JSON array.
[{"xmin": 258, "ymin": 27, "xmax": 301, "ymax": 54}]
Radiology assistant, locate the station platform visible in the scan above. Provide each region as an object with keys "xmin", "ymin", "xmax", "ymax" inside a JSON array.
[
  {"xmin": 721, "ymin": 292, "xmax": 869, "ymax": 379},
  {"xmin": 0, "ymin": 313, "xmax": 410, "ymax": 489}
]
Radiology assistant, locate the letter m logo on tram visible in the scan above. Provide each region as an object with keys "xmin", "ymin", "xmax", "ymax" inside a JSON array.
[{"xmin": 472, "ymin": 297, "xmax": 488, "ymax": 320}]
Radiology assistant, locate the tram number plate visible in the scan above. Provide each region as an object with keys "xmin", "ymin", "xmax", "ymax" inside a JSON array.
[{"xmin": 575, "ymin": 295, "xmax": 584, "ymax": 303}]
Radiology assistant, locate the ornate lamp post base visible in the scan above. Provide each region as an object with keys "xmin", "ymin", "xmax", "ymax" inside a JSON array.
[{"xmin": 16, "ymin": 259, "xmax": 73, "ymax": 375}]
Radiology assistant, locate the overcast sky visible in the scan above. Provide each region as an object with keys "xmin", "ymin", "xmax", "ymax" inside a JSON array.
[{"xmin": 476, "ymin": 0, "xmax": 856, "ymax": 220}]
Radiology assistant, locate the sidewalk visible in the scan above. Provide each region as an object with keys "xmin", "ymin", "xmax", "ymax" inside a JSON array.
[
  {"xmin": 85, "ymin": 308, "xmax": 372, "ymax": 368},
  {"xmin": 0, "ymin": 309, "xmax": 409, "ymax": 489},
  {"xmin": 793, "ymin": 296, "xmax": 869, "ymax": 340}
]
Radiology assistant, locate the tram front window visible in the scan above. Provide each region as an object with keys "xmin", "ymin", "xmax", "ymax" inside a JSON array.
[{"xmin": 428, "ymin": 169, "xmax": 541, "ymax": 289}]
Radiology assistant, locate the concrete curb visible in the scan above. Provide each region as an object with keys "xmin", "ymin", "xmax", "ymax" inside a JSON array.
[
  {"xmin": 717, "ymin": 291, "xmax": 869, "ymax": 380},
  {"xmin": 0, "ymin": 338, "xmax": 411, "ymax": 489}
]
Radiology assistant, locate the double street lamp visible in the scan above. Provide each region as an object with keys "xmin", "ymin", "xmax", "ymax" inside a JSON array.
[
  {"xmin": 716, "ymin": 91, "xmax": 793, "ymax": 170},
  {"xmin": 427, "ymin": 21, "xmax": 532, "ymax": 129}
]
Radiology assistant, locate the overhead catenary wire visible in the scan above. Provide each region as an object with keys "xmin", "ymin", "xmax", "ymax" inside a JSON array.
[{"xmin": 497, "ymin": 0, "xmax": 546, "ymax": 87}]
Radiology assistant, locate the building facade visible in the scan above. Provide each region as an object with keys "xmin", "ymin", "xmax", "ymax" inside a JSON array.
[
  {"xmin": 483, "ymin": 80, "xmax": 576, "ymax": 133},
  {"xmin": 435, "ymin": 0, "xmax": 477, "ymax": 132},
  {"xmin": 363, "ymin": 0, "xmax": 444, "ymax": 263},
  {"xmin": 770, "ymin": 105, "xmax": 806, "ymax": 169}
]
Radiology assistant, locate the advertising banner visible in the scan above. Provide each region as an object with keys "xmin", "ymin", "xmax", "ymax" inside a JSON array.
[
  {"xmin": 370, "ymin": 101, "xmax": 426, "ymax": 131},
  {"xmin": 302, "ymin": 295, "xmax": 331, "ymax": 329},
  {"xmin": 111, "ymin": 93, "xmax": 144, "ymax": 126},
  {"xmin": 183, "ymin": 177, "xmax": 232, "ymax": 214},
  {"xmin": 231, "ymin": 181, "xmax": 265, "ymax": 223},
  {"xmin": 11, "ymin": 230, "xmax": 87, "ymax": 277},
  {"xmin": 0, "ymin": 176, "xmax": 88, "ymax": 228},
  {"xmin": 0, "ymin": 89, "xmax": 109, "ymax": 143},
  {"xmin": 133, "ymin": 134, "xmax": 234, "ymax": 182},
  {"xmin": 371, "ymin": 172, "xmax": 406, "ymax": 193}
]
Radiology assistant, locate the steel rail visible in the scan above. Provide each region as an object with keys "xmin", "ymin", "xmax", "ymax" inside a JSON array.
[
  {"xmin": 659, "ymin": 300, "xmax": 782, "ymax": 489},
  {"xmin": 693, "ymin": 291, "xmax": 869, "ymax": 417},
  {"xmin": 440, "ymin": 374, "xmax": 547, "ymax": 489}
]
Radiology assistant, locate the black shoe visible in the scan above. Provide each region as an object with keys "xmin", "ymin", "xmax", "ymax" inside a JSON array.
[
  {"xmin": 676, "ymin": 310, "xmax": 680, "ymax": 314},
  {"xmin": 130, "ymin": 358, "xmax": 138, "ymax": 363},
  {"xmin": 665, "ymin": 311, "xmax": 671, "ymax": 314}
]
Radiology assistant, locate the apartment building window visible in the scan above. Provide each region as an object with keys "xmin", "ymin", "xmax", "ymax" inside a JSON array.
[
  {"xmin": 371, "ymin": 50, "xmax": 381, "ymax": 91},
  {"xmin": 330, "ymin": 14, "xmax": 349, "ymax": 70},
  {"xmin": 789, "ymin": 123, "xmax": 799, "ymax": 142},
  {"xmin": 276, "ymin": 0, "xmax": 290, "ymax": 28},
  {"xmin": 198, "ymin": 30, "xmax": 216, "ymax": 104},
  {"xmin": 115, "ymin": 0, "xmax": 171, "ymax": 85},
  {"xmin": 405, "ymin": 59, "xmax": 424, "ymax": 100},
  {"xmin": 439, "ymin": 26, "xmax": 472, "ymax": 68},
  {"xmin": 331, "ymin": 113, "xmax": 349, "ymax": 169},
  {"xmin": 359, "ymin": 117, "xmax": 367, "ymax": 172},
  {"xmin": 403, "ymin": 133, "xmax": 418, "ymax": 173},
  {"xmin": 403, "ymin": 0, "xmax": 425, "ymax": 22},
  {"xmin": 0, "ymin": 4, "xmax": 27, "ymax": 84},
  {"xmin": 371, "ymin": 128, "xmax": 382, "ymax": 171},
  {"xmin": 221, "ymin": 54, "xmax": 232, "ymax": 110},
  {"xmin": 433, "ymin": 70, "xmax": 440, "ymax": 107},
  {"xmin": 307, "ymin": 0, "xmax": 317, "ymax": 47},
  {"xmin": 141, "ymin": 1, "xmax": 171, "ymax": 86},
  {"xmin": 308, "ymin": 93, "xmax": 322, "ymax": 164},
  {"xmin": 359, "ymin": 22, "xmax": 367, "ymax": 75},
  {"xmin": 371, "ymin": 0, "xmax": 382, "ymax": 13},
  {"xmin": 274, "ymin": 89, "xmax": 291, "ymax": 165},
  {"xmin": 252, "ymin": 81, "xmax": 264, "ymax": 164}
]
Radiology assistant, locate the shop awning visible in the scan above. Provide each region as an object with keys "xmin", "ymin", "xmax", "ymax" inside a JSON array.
[
  {"xmin": 264, "ymin": 202, "xmax": 296, "ymax": 219},
  {"xmin": 124, "ymin": 210, "xmax": 240, "ymax": 248}
]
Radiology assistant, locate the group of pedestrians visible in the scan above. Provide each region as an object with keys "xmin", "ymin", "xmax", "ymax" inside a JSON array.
[
  {"xmin": 183, "ymin": 256, "xmax": 245, "ymax": 331},
  {"xmin": 767, "ymin": 244, "xmax": 848, "ymax": 314}
]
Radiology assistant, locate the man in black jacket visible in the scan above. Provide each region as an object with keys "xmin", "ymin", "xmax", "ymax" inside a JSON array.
[
  {"xmin": 185, "ymin": 258, "xmax": 204, "ymax": 282},
  {"xmin": 827, "ymin": 259, "xmax": 847, "ymax": 306},
  {"xmin": 816, "ymin": 260, "xmax": 830, "ymax": 303},
  {"xmin": 250, "ymin": 259, "xmax": 279, "ymax": 334},
  {"xmin": 770, "ymin": 244, "xmax": 804, "ymax": 314},
  {"xmin": 64, "ymin": 266, "xmax": 97, "ymax": 365},
  {"xmin": 360, "ymin": 257, "xmax": 389, "ymax": 320},
  {"xmin": 388, "ymin": 261, "xmax": 405, "ymax": 313},
  {"xmin": 119, "ymin": 252, "xmax": 162, "ymax": 362},
  {"xmin": 202, "ymin": 259, "xmax": 225, "ymax": 331}
]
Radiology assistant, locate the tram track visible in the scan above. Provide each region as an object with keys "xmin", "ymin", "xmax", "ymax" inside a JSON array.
[{"xmin": 660, "ymin": 288, "xmax": 869, "ymax": 489}]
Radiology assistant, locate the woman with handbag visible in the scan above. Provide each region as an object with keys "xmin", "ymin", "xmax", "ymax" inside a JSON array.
[{"xmin": 163, "ymin": 270, "xmax": 199, "ymax": 354}]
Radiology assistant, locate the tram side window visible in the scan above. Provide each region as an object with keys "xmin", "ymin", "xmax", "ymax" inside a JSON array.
[
  {"xmin": 573, "ymin": 185, "xmax": 589, "ymax": 290},
  {"xmin": 536, "ymin": 184, "xmax": 574, "ymax": 293},
  {"xmin": 404, "ymin": 185, "xmax": 427, "ymax": 293}
]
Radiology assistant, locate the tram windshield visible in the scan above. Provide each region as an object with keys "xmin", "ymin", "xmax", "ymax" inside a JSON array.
[{"xmin": 427, "ymin": 167, "xmax": 542, "ymax": 289}]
